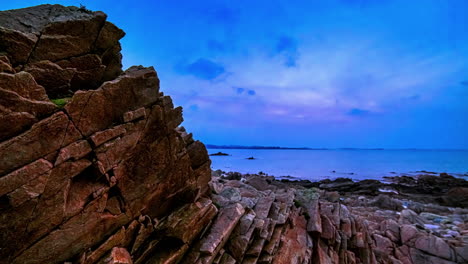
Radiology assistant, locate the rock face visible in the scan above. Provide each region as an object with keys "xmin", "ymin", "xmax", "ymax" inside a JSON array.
[
  {"xmin": 0, "ymin": 4, "xmax": 124, "ymax": 97},
  {"xmin": 1, "ymin": 4, "xmax": 467, "ymax": 264},
  {"xmin": 0, "ymin": 5, "xmax": 210, "ymax": 264}
]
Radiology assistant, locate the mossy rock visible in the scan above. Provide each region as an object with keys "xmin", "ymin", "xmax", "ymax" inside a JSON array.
[{"xmin": 51, "ymin": 97, "xmax": 72, "ymax": 108}]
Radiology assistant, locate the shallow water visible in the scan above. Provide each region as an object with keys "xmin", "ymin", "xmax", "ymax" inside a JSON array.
[{"xmin": 208, "ymin": 148, "xmax": 468, "ymax": 181}]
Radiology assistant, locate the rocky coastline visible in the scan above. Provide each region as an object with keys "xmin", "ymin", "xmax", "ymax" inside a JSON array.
[
  {"xmin": 0, "ymin": 4, "xmax": 467, "ymax": 264},
  {"xmin": 208, "ymin": 171, "xmax": 468, "ymax": 263}
]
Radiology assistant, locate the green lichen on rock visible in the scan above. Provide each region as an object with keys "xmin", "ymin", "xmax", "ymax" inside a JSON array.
[
  {"xmin": 295, "ymin": 188, "xmax": 320, "ymax": 207},
  {"xmin": 51, "ymin": 97, "xmax": 72, "ymax": 108}
]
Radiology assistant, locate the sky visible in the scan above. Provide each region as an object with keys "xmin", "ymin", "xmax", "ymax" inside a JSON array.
[{"xmin": 2, "ymin": 0, "xmax": 468, "ymax": 148}]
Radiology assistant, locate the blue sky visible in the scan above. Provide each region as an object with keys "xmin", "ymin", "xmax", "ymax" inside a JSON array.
[{"xmin": 2, "ymin": 0, "xmax": 468, "ymax": 148}]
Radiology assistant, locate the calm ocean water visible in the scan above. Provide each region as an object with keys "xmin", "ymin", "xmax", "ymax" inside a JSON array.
[{"xmin": 208, "ymin": 149, "xmax": 468, "ymax": 181}]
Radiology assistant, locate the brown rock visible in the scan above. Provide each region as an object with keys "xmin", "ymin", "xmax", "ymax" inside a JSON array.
[
  {"xmin": 31, "ymin": 13, "xmax": 106, "ymax": 62},
  {"xmin": 0, "ymin": 112, "xmax": 82, "ymax": 176},
  {"xmin": 95, "ymin": 22, "xmax": 125, "ymax": 52},
  {"xmin": 56, "ymin": 54, "xmax": 106, "ymax": 91},
  {"xmin": 306, "ymin": 198, "xmax": 322, "ymax": 234},
  {"xmin": 373, "ymin": 233, "xmax": 394, "ymax": 256},
  {"xmin": 219, "ymin": 253, "xmax": 236, "ymax": 264},
  {"xmin": 0, "ymin": 87, "xmax": 56, "ymax": 140},
  {"xmin": 409, "ymin": 248, "xmax": 457, "ymax": 264},
  {"xmin": 273, "ymin": 208, "xmax": 313, "ymax": 264},
  {"xmin": 123, "ymin": 107, "xmax": 146, "ymax": 123},
  {"xmin": 85, "ymin": 222, "xmax": 139, "ymax": 264},
  {"xmin": 247, "ymin": 176, "xmax": 275, "ymax": 191},
  {"xmin": 89, "ymin": 124, "xmax": 127, "ymax": 147},
  {"xmin": 400, "ymin": 224, "xmax": 419, "ymax": 244},
  {"xmin": 254, "ymin": 192, "xmax": 275, "ymax": 219},
  {"xmin": 225, "ymin": 208, "xmax": 257, "ymax": 259},
  {"xmin": 23, "ymin": 60, "xmax": 76, "ymax": 97},
  {"xmin": 54, "ymin": 140, "xmax": 92, "ymax": 165},
  {"xmin": 321, "ymin": 215, "xmax": 336, "ymax": 240},
  {"xmin": 0, "ymin": 56, "xmax": 15, "ymax": 73},
  {"xmin": 102, "ymin": 247, "xmax": 133, "ymax": 264},
  {"xmin": 95, "ymin": 122, "xmax": 144, "ymax": 174},
  {"xmin": 186, "ymin": 140, "xmax": 210, "ymax": 169},
  {"xmin": 7, "ymin": 171, "xmax": 49, "ymax": 207},
  {"xmin": 0, "ymin": 158, "xmax": 52, "ymax": 196},
  {"xmin": 13, "ymin": 194, "xmax": 130, "ymax": 264},
  {"xmin": 0, "ymin": 71, "xmax": 49, "ymax": 100},
  {"xmin": 414, "ymin": 235, "xmax": 453, "ymax": 261},
  {"xmin": 0, "ymin": 4, "xmax": 214, "ymax": 264},
  {"xmin": 156, "ymin": 198, "xmax": 218, "ymax": 244},
  {"xmin": 0, "ymin": 27, "xmax": 37, "ymax": 65},
  {"xmin": 0, "ymin": 70, "xmax": 56, "ymax": 142},
  {"xmin": 65, "ymin": 66, "xmax": 159, "ymax": 136},
  {"xmin": 199, "ymin": 203, "xmax": 245, "ymax": 255}
]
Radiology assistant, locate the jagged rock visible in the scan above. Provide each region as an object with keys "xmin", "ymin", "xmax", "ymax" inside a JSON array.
[
  {"xmin": 0, "ymin": 56, "xmax": 14, "ymax": 73},
  {"xmin": 414, "ymin": 235, "xmax": 454, "ymax": 261},
  {"xmin": 199, "ymin": 203, "xmax": 245, "ymax": 255},
  {"xmin": 373, "ymin": 233, "xmax": 394, "ymax": 256},
  {"xmin": 156, "ymin": 198, "xmax": 218, "ymax": 244},
  {"xmin": 0, "ymin": 158, "xmax": 52, "ymax": 197},
  {"xmin": 64, "ymin": 66, "xmax": 159, "ymax": 136},
  {"xmin": 0, "ymin": 5, "xmax": 211, "ymax": 264},
  {"xmin": 0, "ymin": 4, "xmax": 124, "ymax": 96},
  {"xmin": 0, "ymin": 68, "xmax": 56, "ymax": 140},
  {"xmin": 23, "ymin": 60, "xmax": 76, "ymax": 96},
  {"xmin": 0, "ymin": 112, "xmax": 82, "ymax": 175},
  {"xmin": 54, "ymin": 139, "xmax": 92, "ymax": 165},
  {"xmin": 409, "ymin": 248, "xmax": 457, "ymax": 264},
  {"xmin": 272, "ymin": 208, "xmax": 313, "ymax": 264},
  {"xmin": 399, "ymin": 209, "xmax": 428, "ymax": 226}
]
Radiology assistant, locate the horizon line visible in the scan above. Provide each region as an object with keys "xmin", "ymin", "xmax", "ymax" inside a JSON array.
[{"xmin": 205, "ymin": 144, "xmax": 468, "ymax": 151}]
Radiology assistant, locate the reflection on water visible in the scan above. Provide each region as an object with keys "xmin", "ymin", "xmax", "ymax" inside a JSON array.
[{"xmin": 209, "ymin": 149, "xmax": 468, "ymax": 181}]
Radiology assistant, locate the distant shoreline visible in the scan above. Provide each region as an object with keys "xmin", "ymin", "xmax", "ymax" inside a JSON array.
[{"xmin": 206, "ymin": 145, "xmax": 467, "ymax": 151}]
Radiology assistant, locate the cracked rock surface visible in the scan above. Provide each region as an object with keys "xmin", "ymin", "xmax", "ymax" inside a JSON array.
[{"xmin": 0, "ymin": 5, "xmax": 210, "ymax": 264}]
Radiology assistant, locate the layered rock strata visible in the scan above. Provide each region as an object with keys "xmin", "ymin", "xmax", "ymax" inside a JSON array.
[
  {"xmin": 203, "ymin": 173, "xmax": 468, "ymax": 264},
  {"xmin": 0, "ymin": 5, "xmax": 210, "ymax": 264}
]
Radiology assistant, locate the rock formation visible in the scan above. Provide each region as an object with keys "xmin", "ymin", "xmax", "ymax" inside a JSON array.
[
  {"xmin": 0, "ymin": 5, "xmax": 210, "ymax": 264},
  {"xmin": 1, "ymin": 4, "xmax": 467, "ymax": 264},
  {"xmin": 206, "ymin": 173, "xmax": 468, "ymax": 264}
]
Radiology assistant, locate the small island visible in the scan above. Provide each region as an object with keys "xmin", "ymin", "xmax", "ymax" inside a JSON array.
[{"xmin": 209, "ymin": 152, "xmax": 230, "ymax": 156}]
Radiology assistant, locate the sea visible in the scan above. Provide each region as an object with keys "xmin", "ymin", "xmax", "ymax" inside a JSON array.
[{"xmin": 208, "ymin": 148, "xmax": 468, "ymax": 181}]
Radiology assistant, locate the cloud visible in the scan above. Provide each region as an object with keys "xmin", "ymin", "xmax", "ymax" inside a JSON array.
[
  {"xmin": 179, "ymin": 58, "xmax": 225, "ymax": 80},
  {"xmin": 347, "ymin": 108, "xmax": 370, "ymax": 116},
  {"xmin": 234, "ymin": 87, "xmax": 245, "ymax": 94},
  {"xmin": 275, "ymin": 36, "xmax": 299, "ymax": 67},
  {"xmin": 247, "ymin": 90, "xmax": 256, "ymax": 96},
  {"xmin": 233, "ymin": 87, "xmax": 256, "ymax": 96}
]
